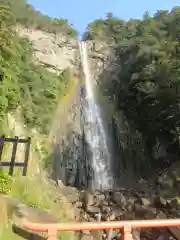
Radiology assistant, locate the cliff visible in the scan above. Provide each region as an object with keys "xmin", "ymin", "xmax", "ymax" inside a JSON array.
[{"xmin": 17, "ymin": 26, "xmax": 79, "ymax": 72}]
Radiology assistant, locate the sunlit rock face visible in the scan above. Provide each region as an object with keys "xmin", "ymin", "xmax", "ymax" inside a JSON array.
[{"xmin": 17, "ymin": 26, "xmax": 80, "ymax": 72}]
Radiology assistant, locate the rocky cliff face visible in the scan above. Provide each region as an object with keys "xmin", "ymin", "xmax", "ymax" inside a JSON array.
[
  {"xmin": 17, "ymin": 26, "xmax": 89, "ymax": 188},
  {"xmin": 16, "ymin": 26, "xmax": 137, "ymax": 188},
  {"xmin": 17, "ymin": 26, "xmax": 80, "ymax": 72},
  {"xmin": 85, "ymin": 40, "xmax": 117, "ymax": 83}
]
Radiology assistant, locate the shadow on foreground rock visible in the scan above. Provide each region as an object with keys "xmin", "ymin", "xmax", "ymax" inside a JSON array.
[{"xmin": 12, "ymin": 224, "xmax": 46, "ymax": 240}]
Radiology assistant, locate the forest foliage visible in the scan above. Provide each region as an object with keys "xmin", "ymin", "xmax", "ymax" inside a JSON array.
[
  {"xmin": 0, "ymin": 0, "xmax": 78, "ymax": 37},
  {"xmin": 0, "ymin": 1, "xmax": 73, "ymax": 134},
  {"xmin": 84, "ymin": 8, "xmax": 180, "ymax": 174}
]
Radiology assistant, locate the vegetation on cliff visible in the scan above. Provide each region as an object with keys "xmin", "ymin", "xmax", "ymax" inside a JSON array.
[
  {"xmin": 0, "ymin": 0, "xmax": 78, "ymax": 37},
  {"xmin": 0, "ymin": 2, "xmax": 76, "ymax": 239},
  {"xmin": 0, "ymin": 2, "xmax": 74, "ymax": 135},
  {"xmin": 84, "ymin": 8, "xmax": 180, "ymax": 176}
]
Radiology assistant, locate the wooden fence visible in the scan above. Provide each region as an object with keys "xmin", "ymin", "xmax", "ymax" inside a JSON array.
[{"xmin": 0, "ymin": 136, "xmax": 31, "ymax": 176}]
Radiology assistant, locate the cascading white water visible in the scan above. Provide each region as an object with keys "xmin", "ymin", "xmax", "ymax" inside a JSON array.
[{"xmin": 79, "ymin": 41, "xmax": 113, "ymax": 190}]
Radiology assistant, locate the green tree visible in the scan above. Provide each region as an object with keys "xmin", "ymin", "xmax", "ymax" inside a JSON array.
[{"xmin": 86, "ymin": 7, "xmax": 180, "ymax": 176}]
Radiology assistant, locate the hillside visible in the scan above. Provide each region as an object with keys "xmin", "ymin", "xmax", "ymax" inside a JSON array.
[
  {"xmin": 0, "ymin": 1, "xmax": 80, "ymax": 240},
  {"xmin": 83, "ymin": 8, "xmax": 180, "ymax": 181},
  {"xmin": 0, "ymin": 0, "xmax": 80, "ymax": 135},
  {"xmin": 1, "ymin": 0, "xmax": 78, "ymax": 36}
]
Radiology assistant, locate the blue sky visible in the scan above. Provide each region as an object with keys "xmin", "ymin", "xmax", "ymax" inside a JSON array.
[{"xmin": 28, "ymin": 0, "xmax": 179, "ymax": 36}]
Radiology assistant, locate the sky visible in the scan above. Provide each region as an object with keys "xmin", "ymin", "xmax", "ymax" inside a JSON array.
[{"xmin": 28, "ymin": 0, "xmax": 179, "ymax": 36}]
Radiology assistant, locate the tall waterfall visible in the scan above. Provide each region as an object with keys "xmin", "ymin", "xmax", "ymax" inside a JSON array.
[{"xmin": 79, "ymin": 41, "xmax": 113, "ymax": 190}]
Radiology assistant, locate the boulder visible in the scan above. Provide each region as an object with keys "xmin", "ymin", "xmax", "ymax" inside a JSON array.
[
  {"xmin": 86, "ymin": 206, "xmax": 101, "ymax": 214},
  {"xmin": 154, "ymin": 196, "xmax": 167, "ymax": 208},
  {"xmin": 157, "ymin": 174, "xmax": 174, "ymax": 189},
  {"xmin": 112, "ymin": 191, "xmax": 126, "ymax": 208},
  {"xmin": 140, "ymin": 198, "xmax": 151, "ymax": 207}
]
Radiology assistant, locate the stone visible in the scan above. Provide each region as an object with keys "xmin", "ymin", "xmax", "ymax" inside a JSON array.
[
  {"xmin": 84, "ymin": 192, "xmax": 94, "ymax": 207},
  {"xmin": 81, "ymin": 235, "xmax": 93, "ymax": 240},
  {"xmin": 95, "ymin": 193, "xmax": 106, "ymax": 205},
  {"xmin": 154, "ymin": 196, "xmax": 167, "ymax": 208},
  {"xmin": 132, "ymin": 229, "xmax": 141, "ymax": 240},
  {"xmin": 102, "ymin": 206, "xmax": 111, "ymax": 214},
  {"xmin": 86, "ymin": 206, "xmax": 101, "ymax": 214},
  {"xmin": 157, "ymin": 174, "xmax": 174, "ymax": 189},
  {"xmin": 62, "ymin": 186, "xmax": 79, "ymax": 203},
  {"xmin": 81, "ymin": 230, "xmax": 91, "ymax": 235},
  {"xmin": 144, "ymin": 208, "xmax": 157, "ymax": 219},
  {"xmin": 79, "ymin": 190, "xmax": 85, "ymax": 202},
  {"xmin": 126, "ymin": 198, "xmax": 135, "ymax": 212},
  {"xmin": 106, "ymin": 229, "xmax": 120, "ymax": 240},
  {"xmin": 140, "ymin": 198, "xmax": 151, "ymax": 207},
  {"xmin": 155, "ymin": 211, "xmax": 167, "ymax": 219},
  {"xmin": 106, "ymin": 212, "xmax": 116, "ymax": 221},
  {"xmin": 134, "ymin": 203, "xmax": 151, "ymax": 219},
  {"xmin": 168, "ymin": 198, "xmax": 180, "ymax": 209},
  {"xmin": 138, "ymin": 179, "xmax": 150, "ymax": 192},
  {"xmin": 112, "ymin": 191, "xmax": 126, "ymax": 208},
  {"xmin": 75, "ymin": 201, "xmax": 83, "ymax": 208},
  {"xmin": 111, "ymin": 206, "xmax": 123, "ymax": 218},
  {"xmin": 56, "ymin": 180, "xmax": 64, "ymax": 188},
  {"xmin": 90, "ymin": 230, "xmax": 103, "ymax": 240},
  {"xmin": 74, "ymin": 208, "xmax": 81, "ymax": 220},
  {"xmin": 102, "ymin": 201, "xmax": 109, "ymax": 206}
]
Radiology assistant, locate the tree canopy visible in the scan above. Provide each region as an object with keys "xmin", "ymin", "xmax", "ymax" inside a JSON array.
[
  {"xmin": 0, "ymin": 1, "xmax": 73, "ymax": 134},
  {"xmin": 0, "ymin": 0, "xmax": 78, "ymax": 37},
  {"xmin": 84, "ymin": 7, "xmax": 180, "ymax": 175}
]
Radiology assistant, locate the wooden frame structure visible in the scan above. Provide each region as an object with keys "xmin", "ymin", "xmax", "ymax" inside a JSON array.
[{"xmin": 0, "ymin": 136, "xmax": 31, "ymax": 176}]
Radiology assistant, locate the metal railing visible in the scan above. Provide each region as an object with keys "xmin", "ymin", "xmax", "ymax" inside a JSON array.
[{"xmin": 23, "ymin": 218, "xmax": 180, "ymax": 240}]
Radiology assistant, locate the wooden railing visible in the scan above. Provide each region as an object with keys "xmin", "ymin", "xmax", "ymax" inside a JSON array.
[
  {"xmin": 23, "ymin": 219, "xmax": 180, "ymax": 240},
  {"xmin": 0, "ymin": 136, "xmax": 31, "ymax": 176}
]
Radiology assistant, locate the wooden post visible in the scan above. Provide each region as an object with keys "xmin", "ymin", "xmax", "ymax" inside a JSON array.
[
  {"xmin": 9, "ymin": 136, "xmax": 18, "ymax": 176},
  {"xmin": 0, "ymin": 135, "xmax": 5, "ymax": 162},
  {"xmin": 22, "ymin": 137, "xmax": 31, "ymax": 176}
]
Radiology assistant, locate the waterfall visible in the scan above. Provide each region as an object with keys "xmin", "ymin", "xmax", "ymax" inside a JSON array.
[{"xmin": 79, "ymin": 41, "xmax": 113, "ymax": 190}]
